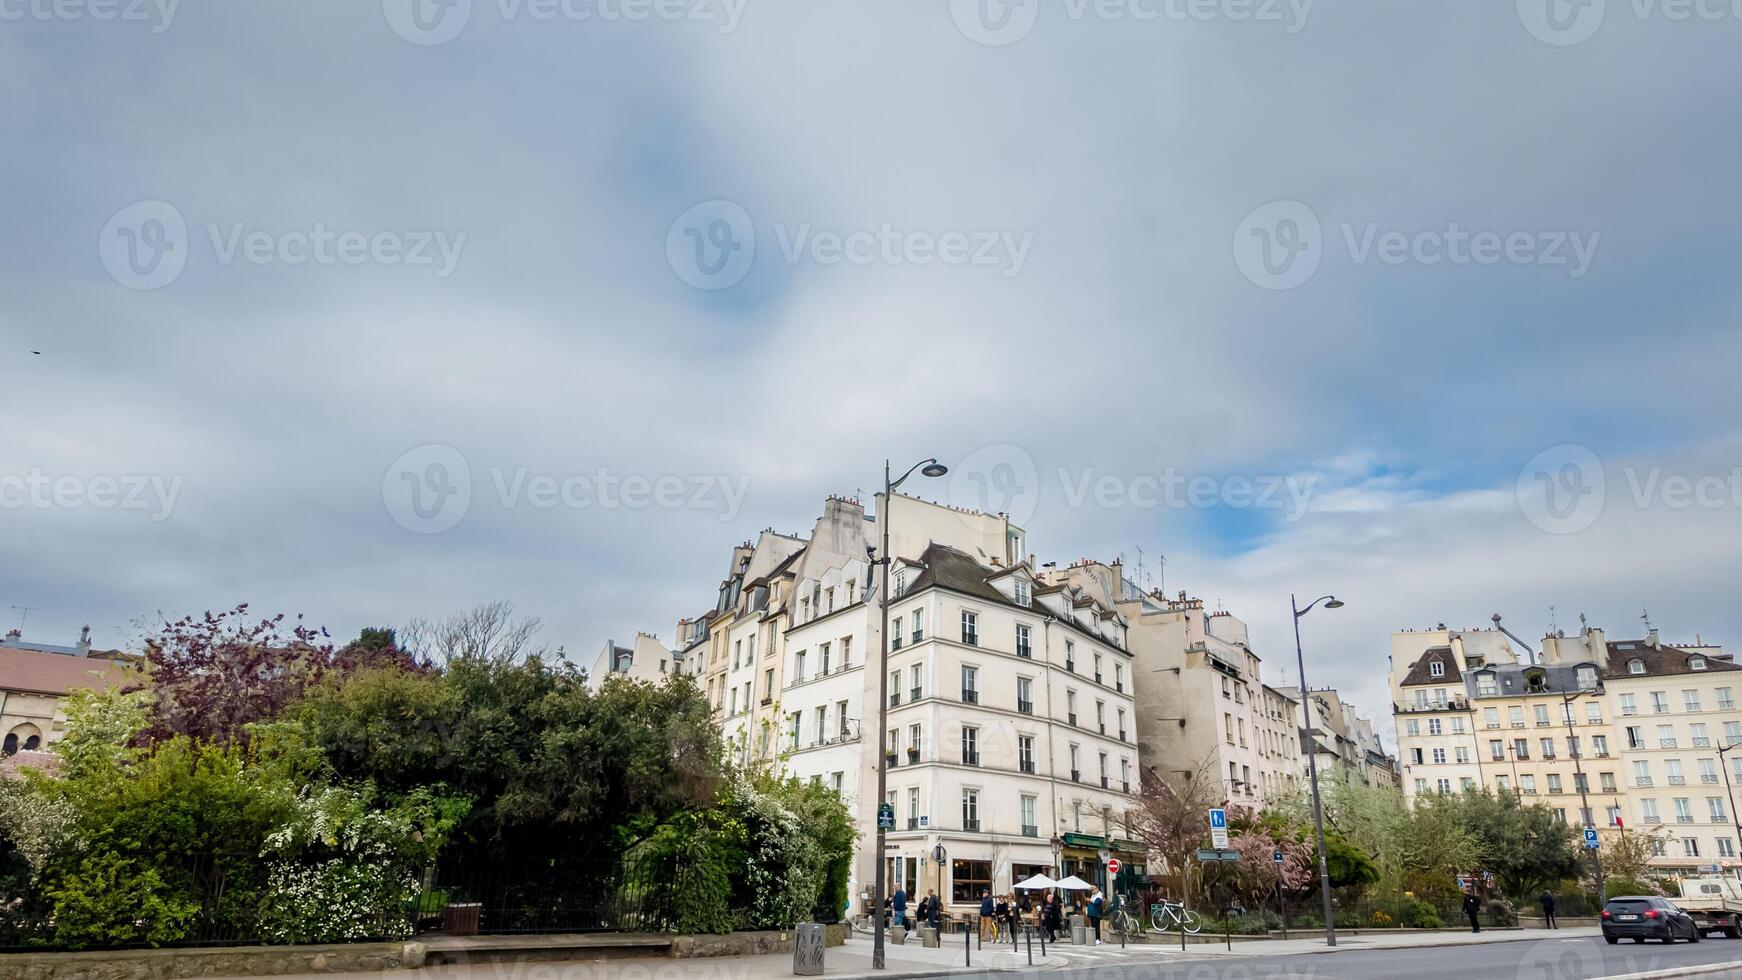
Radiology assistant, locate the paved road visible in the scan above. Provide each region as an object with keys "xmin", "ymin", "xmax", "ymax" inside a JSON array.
[{"xmin": 969, "ymin": 935, "xmax": 1742, "ymax": 980}]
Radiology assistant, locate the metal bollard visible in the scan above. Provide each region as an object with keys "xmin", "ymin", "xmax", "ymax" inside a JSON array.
[
  {"xmin": 1039, "ymin": 920, "xmax": 1047, "ymax": 958},
  {"xmin": 1120, "ymin": 914, "xmax": 1126, "ymax": 949},
  {"xmin": 976, "ymin": 914, "xmax": 982, "ymax": 951},
  {"xmin": 1026, "ymin": 925, "xmax": 1033, "ymax": 966},
  {"xmin": 965, "ymin": 920, "xmax": 971, "ymax": 967}
]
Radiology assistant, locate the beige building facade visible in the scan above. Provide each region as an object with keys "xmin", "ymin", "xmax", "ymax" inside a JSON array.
[{"xmin": 1391, "ymin": 623, "xmax": 1742, "ymax": 876}]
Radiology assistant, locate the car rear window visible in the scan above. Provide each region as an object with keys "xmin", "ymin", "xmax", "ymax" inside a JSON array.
[{"xmin": 1608, "ymin": 900, "xmax": 1652, "ymax": 911}]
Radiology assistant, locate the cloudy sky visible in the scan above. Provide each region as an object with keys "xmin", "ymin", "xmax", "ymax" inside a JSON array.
[{"xmin": 5, "ymin": 0, "xmax": 1741, "ymax": 747}]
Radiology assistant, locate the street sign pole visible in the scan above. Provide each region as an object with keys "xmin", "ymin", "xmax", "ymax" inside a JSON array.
[{"xmin": 1274, "ymin": 848, "xmax": 1288, "ymax": 940}]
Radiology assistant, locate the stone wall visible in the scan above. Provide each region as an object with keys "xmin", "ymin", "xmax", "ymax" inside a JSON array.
[{"xmin": 5, "ymin": 926, "xmax": 849, "ymax": 980}]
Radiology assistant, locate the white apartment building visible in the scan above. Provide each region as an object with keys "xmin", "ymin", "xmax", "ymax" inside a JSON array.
[{"xmin": 691, "ymin": 493, "xmax": 1142, "ymax": 913}]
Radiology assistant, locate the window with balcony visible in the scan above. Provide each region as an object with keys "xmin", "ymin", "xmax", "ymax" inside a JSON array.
[
  {"xmin": 1513, "ymin": 738, "xmax": 1530, "ymax": 760},
  {"xmin": 1667, "ymin": 759, "xmax": 1686, "ymax": 785},
  {"xmin": 1484, "ymin": 707, "xmax": 1500, "ymax": 729},
  {"xmin": 1586, "ymin": 702, "xmax": 1603, "ymax": 725},
  {"xmin": 1115, "ymin": 663, "xmax": 1125, "ymax": 693},
  {"xmin": 1534, "ymin": 705, "xmax": 1551, "ymax": 727},
  {"xmin": 1520, "ymin": 774, "xmax": 1537, "ymax": 794},
  {"xmin": 1067, "ymin": 689, "xmax": 1078, "ymax": 726},
  {"xmin": 1547, "ymin": 773, "xmax": 1563, "ymax": 794},
  {"xmin": 908, "ymin": 723, "xmax": 921, "ymax": 761},
  {"xmin": 1019, "ymin": 734, "xmax": 1036, "ymax": 773},
  {"xmin": 1719, "ymin": 687, "xmax": 1735, "ymax": 710},
  {"xmin": 1652, "ymin": 691, "xmax": 1670, "ymax": 713},
  {"xmin": 1593, "ymin": 734, "xmax": 1610, "ymax": 756},
  {"xmin": 1627, "ymin": 726, "xmax": 1645, "ymax": 749},
  {"xmin": 961, "ymin": 726, "xmax": 980, "ymax": 766},
  {"xmin": 1509, "ymin": 706, "xmax": 1526, "ymax": 728},
  {"xmin": 961, "ymin": 665, "xmax": 978, "ymax": 704},
  {"xmin": 1684, "ymin": 690, "xmax": 1703, "ymax": 712},
  {"xmin": 1097, "ymin": 701, "xmax": 1106, "ymax": 734},
  {"xmin": 1065, "ymin": 640, "xmax": 1075, "ymax": 673},
  {"xmin": 1710, "ymin": 797, "xmax": 1728, "ymax": 822},
  {"xmin": 910, "ymin": 664, "xmax": 923, "ymax": 702},
  {"xmin": 1489, "ymin": 739, "xmax": 1505, "ymax": 761},
  {"xmin": 961, "ymin": 789, "xmax": 980, "ymax": 832},
  {"xmin": 911, "ymin": 608, "xmax": 924, "ymax": 644},
  {"xmin": 1692, "ymin": 723, "xmax": 1710, "ymax": 748},
  {"xmin": 1540, "ymin": 737, "xmax": 1556, "ymax": 760},
  {"xmin": 1099, "ymin": 752, "xmax": 1109, "ymax": 788},
  {"xmin": 1016, "ymin": 623, "xmax": 1032, "ymax": 659},
  {"xmin": 1634, "ymin": 760, "xmax": 1653, "ymax": 786},
  {"xmin": 1117, "ymin": 708, "xmax": 1127, "ymax": 742},
  {"xmin": 961, "ymin": 610, "xmax": 978, "ymax": 646},
  {"xmin": 891, "ymin": 615, "xmax": 903, "ymax": 650},
  {"xmin": 1020, "ymin": 795, "xmax": 1038, "ymax": 837},
  {"xmin": 1658, "ymin": 724, "xmax": 1678, "ymax": 749},
  {"xmin": 1674, "ymin": 798, "xmax": 1695, "ymax": 824},
  {"xmin": 889, "ymin": 670, "xmax": 901, "ymax": 707},
  {"xmin": 1620, "ymin": 693, "xmax": 1637, "ymax": 716},
  {"xmin": 1017, "ymin": 676, "xmax": 1034, "ymax": 715},
  {"xmin": 1069, "ymin": 744, "xmax": 1080, "ymax": 782}
]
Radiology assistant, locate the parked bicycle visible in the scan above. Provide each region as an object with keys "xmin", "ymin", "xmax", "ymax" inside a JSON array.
[
  {"xmin": 1108, "ymin": 905, "xmax": 1142, "ymax": 937},
  {"xmin": 1151, "ymin": 900, "xmax": 1203, "ymax": 934}
]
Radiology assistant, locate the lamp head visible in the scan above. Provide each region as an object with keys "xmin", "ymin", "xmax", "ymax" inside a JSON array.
[
  {"xmin": 920, "ymin": 461, "xmax": 949, "ymax": 478},
  {"xmin": 1324, "ymin": 598, "xmax": 1345, "ymax": 609}
]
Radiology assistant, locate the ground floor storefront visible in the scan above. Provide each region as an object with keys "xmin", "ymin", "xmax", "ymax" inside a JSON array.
[{"xmin": 862, "ymin": 831, "xmax": 1148, "ymax": 919}]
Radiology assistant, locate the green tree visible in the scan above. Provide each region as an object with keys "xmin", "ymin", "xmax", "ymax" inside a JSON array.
[{"xmin": 1446, "ymin": 790, "xmax": 1581, "ymax": 898}]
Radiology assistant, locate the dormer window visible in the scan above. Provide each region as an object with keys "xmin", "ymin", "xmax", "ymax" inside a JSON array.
[
  {"xmin": 1014, "ymin": 579, "xmax": 1031, "ymax": 607},
  {"xmin": 1476, "ymin": 672, "xmax": 1499, "ymax": 697},
  {"xmin": 1429, "ymin": 660, "xmax": 1445, "ymax": 678},
  {"xmin": 1628, "ymin": 658, "xmax": 1646, "ymax": 675},
  {"xmin": 1576, "ymin": 666, "xmax": 1599, "ymax": 690},
  {"xmin": 1690, "ymin": 656, "xmax": 1707, "ymax": 671}
]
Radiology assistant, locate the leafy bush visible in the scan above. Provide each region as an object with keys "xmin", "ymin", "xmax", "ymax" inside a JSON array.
[
  {"xmin": 1396, "ymin": 899, "xmax": 1442, "ymax": 928},
  {"xmin": 1486, "ymin": 898, "xmax": 1516, "ymax": 926},
  {"xmin": 44, "ymin": 853, "xmax": 200, "ymax": 948},
  {"xmin": 1604, "ymin": 875, "xmax": 1662, "ymax": 898}
]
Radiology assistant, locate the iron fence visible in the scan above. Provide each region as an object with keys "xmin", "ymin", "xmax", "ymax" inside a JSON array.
[{"xmin": 417, "ymin": 852, "xmax": 673, "ymax": 934}]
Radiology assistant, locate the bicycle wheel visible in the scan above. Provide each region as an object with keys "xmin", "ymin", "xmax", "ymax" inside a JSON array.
[
  {"xmin": 1151, "ymin": 909, "xmax": 1170, "ymax": 933},
  {"xmin": 1180, "ymin": 910, "xmax": 1203, "ymax": 934}
]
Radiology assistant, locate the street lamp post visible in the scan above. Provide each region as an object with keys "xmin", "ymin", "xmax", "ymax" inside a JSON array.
[
  {"xmin": 1492, "ymin": 613, "xmax": 1606, "ymax": 903},
  {"xmin": 1718, "ymin": 744, "xmax": 1742, "ymax": 881},
  {"xmin": 1291, "ymin": 592, "xmax": 1344, "ymax": 948},
  {"xmin": 870, "ymin": 457, "xmax": 948, "ymax": 971}
]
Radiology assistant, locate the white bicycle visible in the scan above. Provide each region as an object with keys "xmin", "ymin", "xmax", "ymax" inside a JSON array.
[{"xmin": 1150, "ymin": 900, "xmax": 1203, "ymax": 934}]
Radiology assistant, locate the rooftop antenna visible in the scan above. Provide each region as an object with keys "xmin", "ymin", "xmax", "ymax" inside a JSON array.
[
  {"xmin": 11, "ymin": 606, "xmax": 39, "ymax": 631},
  {"xmin": 1156, "ymin": 553, "xmax": 1167, "ymax": 595},
  {"xmin": 1640, "ymin": 607, "xmax": 1654, "ymax": 633},
  {"xmin": 1549, "ymin": 604, "xmax": 1557, "ymax": 635}
]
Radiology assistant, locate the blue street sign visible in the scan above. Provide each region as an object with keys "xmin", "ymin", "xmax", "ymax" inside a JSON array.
[
  {"xmin": 1209, "ymin": 809, "xmax": 1227, "ymax": 830},
  {"xmin": 1273, "ymin": 849, "xmax": 1285, "ymax": 864},
  {"xmin": 1584, "ymin": 827, "xmax": 1600, "ymax": 849}
]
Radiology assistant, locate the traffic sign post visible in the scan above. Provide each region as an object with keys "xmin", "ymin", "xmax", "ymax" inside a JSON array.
[
  {"xmin": 1209, "ymin": 808, "xmax": 1228, "ymax": 850},
  {"xmin": 1273, "ymin": 848, "xmax": 1289, "ymax": 940},
  {"xmin": 878, "ymin": 803, "xmax": 894, "ymax": 830},
  {"xmin": 1584, "ymin": 827, "xmax": 1600, "ymax": 850},
  {"xmin": 1106, "ymin": 858, "xmax": 1120, "ymax": 876}
]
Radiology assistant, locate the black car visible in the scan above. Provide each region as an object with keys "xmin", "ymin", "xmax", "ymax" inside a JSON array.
[{"xmin": 1602, "ymin": 896, "xmax": 1702, "ymax": 944}]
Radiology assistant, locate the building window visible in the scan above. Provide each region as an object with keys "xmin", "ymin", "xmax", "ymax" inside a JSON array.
[
  {"xmin": 1020, "ymin": 795, "xmax": 1037, "ymax": 835},
  {"xmin": 1065, "ymin": 640, "xmax": 1075, "ymax": 672},
  {"xmin": 820, "ymin": 642, "xmax": 832, "ymax": 674},
  {"xmin": 1684, "ymin": 690, "xmax": 1704, "ymax": 712},
  {"xmin": 961, "ymin": 726, "xmax": 980, "ymax": 766},
  {"xmin": 1652, "ymin": 692, "xmax": 1670, "ymax": 714},
  {"xmin": 1428, "ymin": 718, "xmax": 1442, "ymax": 736},
  {"xmin": 1016, "ymin": 623, "xmax": 1032, "ymax": 658},
  {"xmin": 1018, "ymin": 735, "xmax": 1036, "ymax": 773},
  {"xmin": 960, "ymin": 610, "xmax": 978, "ymax": 646},
  {"xmin": 891, "ymin": 615, "xmax": 903, "ymax": 650},
  {"xmin": 961, "ymin": 665, "xmax": 979, "ymax": 703},
  {"xmin": 1690, "ymin": 656, "xmax": 1708, "ymax": 671},
  {"xmin": 951, "ymin": 860, "xmax": 991, "ymax": 903},
  {"xmin": 1432, "ymin": 748, "xmax": 1447, "ymax": 764},
  {"xmin": 1017, "ymin": 677, "xmax": 1034, "ymax": 714},
  {"xmin": 1628, "ymin": 658, "xmax": 1646, "ymax": 675},
  {"xmin": 961, "ymin": 789, "xmax": 980, "ymax": 831},
  {"xmin": 1430, "ymin": 660, "xmax": 1445, "ymax": 678},
  {"xmin": 911, "ymin": 608, "xmax": 924, "ymax": 643},
  {"xmin": 910, "ymin": 664, "xmax": 923, "ymax": 702},
  {"xmin": 1014, "ymin": 579, "xmax": 1031, "ymax": 607}
]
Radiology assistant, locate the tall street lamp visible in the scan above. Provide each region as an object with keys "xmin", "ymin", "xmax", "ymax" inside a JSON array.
[
  {"xmin": 1291, "ymin": 593, "xmax": 1344, "ymax": 948},
  {"xmin": 1718, "ymin": 743, "xmax": 1742, "ymax": 880},
  {"xmin": 871, "ymin": 457, "xmax": 948, "ymax": 970},
  {"xmin": 1493, "ymin": 613, "xmax": 1605, "ymax": 903}
]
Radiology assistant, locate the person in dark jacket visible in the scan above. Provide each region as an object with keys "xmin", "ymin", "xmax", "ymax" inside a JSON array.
[
  {"xmin": 1088, "ymin": 887, "xmax": 1105, "ymax": 945},
  {"xmin": 979, "ymin": 890, "xmax": 995, "ymax": 941},
  {"xmin": 893, "ymin": 886, "xmax": 908, "ymax": 930},
  {"xmin": 1462, "ymin": 890, "xmax": 1482, "ymax": 933},
  {"xmin": 1539, "ymin": 891, "xmax": 1557, "ymax": 929},
  {"xmin": 1044, "ymin": 894, "xmax": 1063, "ymax": 942},
  {"xmin": 1005, "ymin": 893, "xmax": 1021, "ymax": 944}
]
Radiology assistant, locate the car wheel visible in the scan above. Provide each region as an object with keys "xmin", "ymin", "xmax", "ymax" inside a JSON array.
[
  {"xmin": 1727, "ymin": 927, "xmax": 1741, "ymax": 939},
  {"xmin": 1605, "ymin": 936, "xmax": 1619, "ymax": 945},
  {"xmin": 1632, "ymin": 937, "xmax": 1645, "ymax": 943}
]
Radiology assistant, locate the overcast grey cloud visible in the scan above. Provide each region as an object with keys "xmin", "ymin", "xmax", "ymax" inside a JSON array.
[{"xmin": 4, "ymin": 1, "xmax": 1742, "ymax": 743}]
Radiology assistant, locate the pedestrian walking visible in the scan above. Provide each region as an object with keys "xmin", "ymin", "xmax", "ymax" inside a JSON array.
[
  {"xmin": 893, "ymin": 885, "xmax": 908, "ymax": 931},
  {"xmin": 979, "ymin": 889, "xmax": 994, "ymax": 942},
  {"xmin": 1044, "ymin": 894, "xmax": 1062, "ymax": 942},
  {"xmin": 1088, "ymin": 886, "xmax": 1105, "ymax": 945},
  {"xmin": 1462, "ymin": 890, "xmax": 1482, "ymax": 933},
  {"xmin": 1005, "ymin": 893, "xmax": 1021, "ymax": 945},
  {"xmin": 1539, "ymin": 891, "xmax": 1557, "ymax": 929}
]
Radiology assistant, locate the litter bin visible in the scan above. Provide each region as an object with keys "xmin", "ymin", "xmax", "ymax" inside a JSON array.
[
  {"xmin": 442, "ymin": 902, "xmax": 482, "ymax": 936},
  {"xmin": 1069, "ymin": 914, "xmax": 1086, "ymax": 945},
  {"xmin": 793, "ymin": 923, "xmax": 826, "ymax": 976}
]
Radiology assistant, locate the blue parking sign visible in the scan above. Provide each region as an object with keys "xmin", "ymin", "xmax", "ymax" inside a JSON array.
[{"xmin": 1584, "ymin": 827, "xmax": 1600, "ymax": 849}]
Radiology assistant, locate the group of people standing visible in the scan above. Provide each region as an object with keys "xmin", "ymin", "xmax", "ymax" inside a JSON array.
[{"xmin": 883, "ymin": 885, "xmax": 1108, "ymax": 946}]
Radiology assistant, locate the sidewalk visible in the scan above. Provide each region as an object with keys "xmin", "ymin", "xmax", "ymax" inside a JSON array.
[{"xmin": 1128, "ymin": 925, "xmax": 1606, "ymax": 958}]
